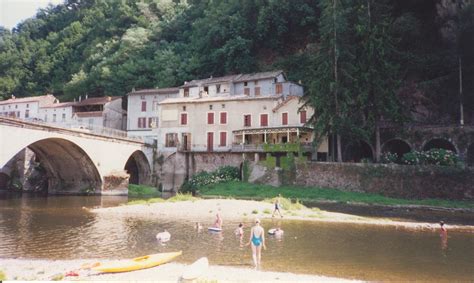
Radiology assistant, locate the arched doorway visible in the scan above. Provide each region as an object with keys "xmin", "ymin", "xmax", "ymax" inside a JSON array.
[
  {"xmin": 382, "ymin": 139, "xmax": 412, "ymax": 161},
  {"xmin": 468, "ymin": 143, "xmax": 474, "ymax": 167},
  {"xmin": 422, "ymin": 138, "xmax": 457, "ymax": 153},
  {"xmin": 343, "ymin": 141, "xmax": 374, "ymax": 163},
  {"xmin": 124, "ymin": 150, "xmax": 151, "ymax": 185}
]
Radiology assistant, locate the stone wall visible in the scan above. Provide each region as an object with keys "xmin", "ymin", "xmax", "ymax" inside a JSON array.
[{"xmin": 250, "ymin": 162, "xmax": 474, "ymax": 201}]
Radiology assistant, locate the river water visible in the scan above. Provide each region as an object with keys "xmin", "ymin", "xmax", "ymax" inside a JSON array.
[{"xmin": 0, "ymin": 194, "xmax": 473, "ymax": 281}]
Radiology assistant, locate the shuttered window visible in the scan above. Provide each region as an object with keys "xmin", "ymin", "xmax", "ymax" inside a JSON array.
[
  {"xmin": 207, "ymin": 112, "xmax": 214, "ymax": 124},
  {"xmin": 220, "ymin": 132, "xmax": 227, "ymax": 147},
  {"xmin": 260, "ymin": 114, "xmax": 268, "ymax": 127},
  {"xmin": 282, "ymin": 113, "xmax": 288, "ymax": 125}
]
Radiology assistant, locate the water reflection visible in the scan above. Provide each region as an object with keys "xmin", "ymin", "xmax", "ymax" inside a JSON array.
[{"xmin": 0, "ymin": 195, "xmax": 473, "ymax": 281}]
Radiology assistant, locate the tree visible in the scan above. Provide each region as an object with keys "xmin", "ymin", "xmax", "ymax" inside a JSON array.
[
  {"xmin": 304, "ymin": 0, "xmax": 357, "ymax": 162},
  {"xmin": 353, "ymin": 0, "xmax": 403, "ymax": 162}
]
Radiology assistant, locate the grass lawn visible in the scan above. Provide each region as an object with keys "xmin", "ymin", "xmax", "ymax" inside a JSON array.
[
  {"xmin": 128, "ymin": 184, "xmax": 160, "ymax": 197},
  {"xmin": 199, "ymin": 181, "xmax": 474, "ymax": 209}
]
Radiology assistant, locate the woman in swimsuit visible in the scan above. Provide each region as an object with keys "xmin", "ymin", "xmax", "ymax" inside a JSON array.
[{"xmin": 247, "ymin": 218, "xmax": 266, "ymax": 269}]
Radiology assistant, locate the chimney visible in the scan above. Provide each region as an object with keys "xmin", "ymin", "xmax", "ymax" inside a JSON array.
[
  {"xmin": 79, "ymin": 96, "xmax": 82, "ymax": 102},
  {"xmin": 85, "ymin": 94, "xmax": 88, "ymax": 99}
]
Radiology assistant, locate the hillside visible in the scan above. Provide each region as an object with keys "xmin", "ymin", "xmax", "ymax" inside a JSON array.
[{"xmin": 0, "ymin": 0, "xmax": 473, "ymax": 124}]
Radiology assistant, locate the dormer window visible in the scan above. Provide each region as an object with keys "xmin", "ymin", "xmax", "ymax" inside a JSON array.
[
  {"xmin": 184, "ymin": 88, "xmax": 189, "ymax": 97},
  {"xmin": 244, "ymin": 82, "xmax": 248, "ymax": 86},
  {"xmin": 204, "ymin": 86, "xmax": 209, "ymax": 93}
]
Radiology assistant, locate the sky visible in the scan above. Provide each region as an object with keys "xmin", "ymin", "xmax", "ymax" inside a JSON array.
[{"xmin": 0, "ymin": 0, "xmax": 64, "ymax": 30}]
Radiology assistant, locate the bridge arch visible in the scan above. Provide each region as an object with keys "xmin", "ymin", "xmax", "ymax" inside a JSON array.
[
  {"xmin": 21, "ymin": 138, "xmax": 101, "ymax": 194},
  {"xmin": 422, "ymin": 138, "xmax": 457, "ymax": 153},
  {"xmin": 343, "ymin": 140, "xmax": 374, "ymax": 163},
  {"xmin": 382, "ymin": 139, "xmax": 412, "ymax": 160},
  {"xmin": 124, "ymin": 150, "xmax": 151, "ymax": 185}
]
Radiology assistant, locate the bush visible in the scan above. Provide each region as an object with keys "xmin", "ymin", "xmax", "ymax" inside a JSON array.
[
  {"xmin": 381, "ymin": 152, "xmax": 398, "ymax": 164},
  {"xmin": 402, "ymin": 148, "xmax": 459, "ymax": 166},
  {"xmin": 182, "ymin": 166, "xmax": 240, "ymax": 194}
]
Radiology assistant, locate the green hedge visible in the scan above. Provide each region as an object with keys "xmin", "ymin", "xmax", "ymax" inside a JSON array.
[{"xmin": 182, "ymin": 166, "xmax": 240, "ymax": 193}]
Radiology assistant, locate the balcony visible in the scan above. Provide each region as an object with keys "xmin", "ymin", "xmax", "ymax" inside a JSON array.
[{"xmin": 231, "ymin": 142, "xmax": 314, "ymax": 153}]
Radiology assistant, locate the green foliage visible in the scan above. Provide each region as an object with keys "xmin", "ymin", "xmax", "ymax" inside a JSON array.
[
  {"xmin": 262, "ymin": 155, "xmax": 276, "ymax": 169},
  {"xmin": 200, "ymin": 181, "xmax": 474, "ymax": 209},
  {"xmin": 402, "ymin": 149, "xmax": 460, "ymax": 166},
  {"xmin": 0, "ymin": 270, "xmax": 5, "ymax": 280},
  {"xmin": 167, "ymin": 193, "xmax": 197, "ymax": 202},
  {"xmin": 380, "ymin": 152, "xmax": 398, "ymax": 164},
  {"xmin": 263, "ymin": 143, "xmax": 300, "ymax": 153},
  {"xmin": 128, "ymin": 184, "xmax": 160, "ymax": 197},
  {"xmin": 242, "ymin": 160, "xmax": 250, "ymax": 182},
  {"xmin": 181, "ymin": 166, "xmax": 240, "ymax": 193}
]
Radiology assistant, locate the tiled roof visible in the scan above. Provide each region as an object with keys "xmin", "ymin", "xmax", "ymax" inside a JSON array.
[
  {"xmin": 127, "ymin": 87, "xmax": 179, "ymax": 96},
  {"xmin": 160, "ymin": 94, "xmax": 283, "ymax": 105},
  {"xmin": 75, "ymin": 96, "xmax": 119, "ymax": 106},
  {"xmin": 0, "ymin": 94, "xmax": 56, "ymax": 106},
  {"xmin": 233, "ymin": 70, "xmax": 284, "ymax": 82},
  {"xmin": 179, "ymin": 70, "xmax": 285, "ymax": 88},
  {"xmin": 74, "ymin": 111, "xmax": 103, "ymax": 118}
]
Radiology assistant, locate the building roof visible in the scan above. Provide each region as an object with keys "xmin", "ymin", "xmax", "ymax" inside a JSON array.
[
  {"xmin": 180, "ymin": 70, "xmax": 285, "ymax": 88},
  {"xmin": 127, "ymin": 87, "xmax": 179, "ymax": 96},
  {"xmin": 233, "ymin": 70, "xmax": 285, "ymax": 82},
  {"xmin": 40, "ymin": 102, "xmax": 75, "ymax": 109},
  {"xmin": 74, "ymin": 96, "xmax": 120, "ymax": 106},
  {"xmin": 159, "ymin": 94, "xmax": 283, "ymax": 105},
  {"xmin": 74, "ymin": 111, "xmax": 103, "ymax": 118},
  {"xmin": 0, "ymin": 94, "xmax": 57, "ymax": 106}
]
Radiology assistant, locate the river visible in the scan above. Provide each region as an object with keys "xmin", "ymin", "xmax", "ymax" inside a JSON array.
[{"xmin": 0, "ymin": 193, "xmax": 473, "ymax": 281}]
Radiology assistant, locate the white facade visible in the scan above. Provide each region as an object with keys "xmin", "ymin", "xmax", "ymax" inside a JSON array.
[
  {"xmin": 0, "ymin": 95, "xmax": 57, "ymax": 120},
  {"xmin": 38, "ymin": 102, "xmax": 74, "ymax": 124},
  {"xmin": 126, "ymin": 88, "xmax": 179, "ymax": 139}
]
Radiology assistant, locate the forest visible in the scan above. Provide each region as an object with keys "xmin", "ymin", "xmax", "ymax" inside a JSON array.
[{"xmin": 0, "ymin": 0, "xmax": 473, "ymax": 132}]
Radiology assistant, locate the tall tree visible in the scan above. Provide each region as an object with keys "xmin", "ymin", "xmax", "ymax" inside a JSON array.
[
  {"xmin": 305, "ymin": 0, "xmax": 356, "ymax": 162},
  {"xmin": 353, "ymin": 0, "xmax": 402, "ymax": 162}
]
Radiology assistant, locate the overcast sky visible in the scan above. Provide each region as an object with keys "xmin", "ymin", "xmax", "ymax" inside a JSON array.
[{"xmin": 0, "ymin": 0, "xmax": 64, "ymax": 30}]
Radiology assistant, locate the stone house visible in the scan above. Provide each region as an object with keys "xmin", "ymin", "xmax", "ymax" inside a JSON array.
[
  {"xmin": 72, "ymin": 96, "xmax": 125, "ymax": 130},
  {"xmin": 0, "ymin": 94, "xmax": 57, "ymax": 120},
  {"xmin": 126, "ymin": 87, "xmax": 179, "ymax": 139}
]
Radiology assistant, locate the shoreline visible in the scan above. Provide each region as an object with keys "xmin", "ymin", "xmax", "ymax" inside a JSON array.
[
  {"xmin": 0, "ymin": 259, "xmax": 361, "ymax": 282},
  {"xmin": 91, "ymin": 199, "xmax": 474, "ymax": 232}
]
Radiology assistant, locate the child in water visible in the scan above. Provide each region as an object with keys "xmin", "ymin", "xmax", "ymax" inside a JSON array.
[{"xmin": 235, "ymin": 223, "xmax": 244, "ymax": 236}]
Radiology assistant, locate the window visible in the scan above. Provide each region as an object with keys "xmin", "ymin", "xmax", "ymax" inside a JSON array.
[
  {"xmin": 26, "ymin": 104, "xmax": 29, "ymax": 108},
  {"xmin": 184, "ymin": 88, "xmax": 189, "ymax": 97},
  {"xmin": 62, "ymin": 113, "xmax": 66, "ymax": 122},
  {"xmin": 152, "ymin": 101, "xmax": 159, "ymax": 111},
  {"xmin": 300, "ymin": 110, "xmax": 307, "ymax": 124},
  {"xmin": 25, "ymin": 109, "xmax": 30, "ymax": 118},
  {"xmin": 53, "ymin": 114, "xmax": 57, "ymax": 122},
  {"xmin": 183, "ymin": 106, "xmax": 186, "ymax": 111},
  {"xmin": 220, "ymin": 132, "xmax": 227, "ymax": 147},
  {"xmin": 137, "ymin": 117, "xmax": 147, "ymax": 128},
  {"xmin": 165, "ymin": 133, "xmax": 178, "ymax": 147},
  {"xmin": 244, "ymin": 88, "xmax": 250, "ymax": 96},
  {"xmin": 255, "ymin": 87, "xmax": 261, "ymax": 96},
  {"xmin": 141, "ymin": 101, "xmax": 147, "ymax": 112},
  {"xmin": 244, "ymin": 82, "xmax": 248, "ymax": 86},
  {"xmin": 207, "ymin": 112, "xmax": 214, "ymax": 124},
  {"xmin": 209, "ymin": 105, "xmax": 213, "ymax": 110},
  {"xmin": 204, "ymin": 86, "xmax": 209, "ymax": 93},
  {"xmin": 276, "ymin": 83, "xmax": 283, "ymax": 94},
  {"xmin": 260, "ymin": 114, "xmax": 268, "ymax": 127},
  {"xmin": 244, "ymin": 114, "xmax": 251, "ymax": 127},
  {"xmin": 15, "ymin": 105, "xmax": 18, "ymax": 109},
  {"xmin": 148, "ymin": 117, "xmax": 154, "ymax": 128},
  {"xmin": 282, "ymin": 112, "xmax": 288, "ymax": 125},
  {"xmin": 220, "ymin": 112, "xmax": 227, "ymax": 124},
  {"xmin": 181, "ymin": 113, "xmax": 187, "ymax": 125},
  {"xmin": 221, "ymin": 104, "xmax": 225, "ymax": 109},
  {"xmin": 150, "ymin": 117, "xmax": 158, "ymax": 128},
  {"xmin": 207, "ymin": 132, "xmax": 214, "ymax": 151},
  {"xmin": 216, "ymin": 84, "xmax": 221, "ymax": 93}
]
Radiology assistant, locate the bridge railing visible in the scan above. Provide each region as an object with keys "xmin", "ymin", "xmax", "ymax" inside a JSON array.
[{"xmin": 0, "ymin": 115, "xmax": 144, "ymax": 142}]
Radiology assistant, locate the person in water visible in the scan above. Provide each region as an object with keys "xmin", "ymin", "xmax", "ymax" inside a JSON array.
[
  {"xmin": 272, "ymin": 195, "xmax": 283, "ymax": 218},
  {"xmin": 440, "ymin": 221, "xmax": 448, "ymax": 251},
  {"xmin": 235, "ymin": 223, "xmax": 244, "ymax": 236},
  {"xmin": 214, "ymin": 213, "xmax": 223, "ymax": 229},
  {"xmin": 247, "ymin": 218, "xmax": 266, "ymax": 269}
]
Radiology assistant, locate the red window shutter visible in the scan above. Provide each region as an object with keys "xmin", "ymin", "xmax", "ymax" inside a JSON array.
[
  {"xmin": 220, "ymin": 132, "xmax": 227, "ymax": 146},
  {"xmin": 244, "ymin": 115, "xmax": 251, "ymax": 127},
  {"xmin": 300, "ymin": 111, "xmax": 307, "ymax": 124},
  {"xmin": 276, "ymin": 83, "xmax": 283, "ymax": 94},
  {"xmin": 141, "ymin": 101, "xmax": 146, "ymax": 112},
  {"xmin": 282, "ymin": 113, "xmax": 288, "ymax": 125},
  {"xmin": 220, "ymin": 112, "xmax": 227, "ymax": 124},
  {"xmin": 181, "ymin": 113, "xmax": 187, "ymax": 125},
  {"xmin": 260, "ymin": 114, "xmax": 268, "ymax": 127},
  {"xmin": 207, "ymin": 112, "xmax": 214, "ymax": 124}
]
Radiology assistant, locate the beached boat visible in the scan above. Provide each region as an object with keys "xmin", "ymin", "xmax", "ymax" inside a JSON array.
[{"xmin": 92, "ymin": 251, "xmax": 182, "ymax": 273}]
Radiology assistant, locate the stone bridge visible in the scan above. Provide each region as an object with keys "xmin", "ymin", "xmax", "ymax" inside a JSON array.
[
  {"xmin": 0, "ymin": 117, "xmax": 153, "ymax": 195},
  {"xmin": 344, "ymin": 125, "xmax": 474, "ymax": 166}
]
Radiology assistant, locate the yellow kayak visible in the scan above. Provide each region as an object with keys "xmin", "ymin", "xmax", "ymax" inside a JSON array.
[{"xmin": 92, "ymin": 251, "xmax": 182, "ymax": 273}]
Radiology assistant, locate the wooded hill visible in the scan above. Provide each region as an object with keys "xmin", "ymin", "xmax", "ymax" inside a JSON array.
[{"xmin": 0, "ymin": 0, "xmax": 472, "ymax": 126}]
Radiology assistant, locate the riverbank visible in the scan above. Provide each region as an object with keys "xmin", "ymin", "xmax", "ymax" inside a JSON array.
[
  {"xmin": 0, "ymin": 259, "xmax": 360, "ymax": 282},
  {"xmin": 92, "ymin": 198, "xmax": 474, "ymax": 232}
]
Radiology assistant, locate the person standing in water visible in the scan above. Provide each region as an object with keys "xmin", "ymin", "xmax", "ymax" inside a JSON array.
[
  {"xmin": 440, "ymin": 221, "xmax": 448, "ymax": 251},
  {"xmin": 272, "ymin": 195, "xmax": 283, "ymax": 218},
  {"xmin": 247, "ymin": 219, "xmax": 266, "ymax": 269},
  {"xmin": 214, "ymin": 213, "xmax": 223, "ymax": 229}
]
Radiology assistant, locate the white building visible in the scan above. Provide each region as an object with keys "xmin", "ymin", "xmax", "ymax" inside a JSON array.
[
  {"xmin": 158, "ymin": 70, "xmax": 328, "ymax": 158},
  {"xmin": 0, "ymin": 94, "xmax": 57, "ymax": 120},
  {"xmin": 38, "ymin": 102, "xmax": 74, "ymax": 124},
  {"xmin": 72, "ymin": 96, "xmax": 125, "ymax": 130},
  {"xmin": 126, "ymin": 87, "xmax": 179, "ymax": 139}
]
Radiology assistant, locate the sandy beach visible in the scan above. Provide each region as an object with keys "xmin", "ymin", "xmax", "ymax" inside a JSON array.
[
  {"xmin": 0, "ymin": 259, "xmax": 361, "ymax": 282},
  {"xmin": 91, "ymin": 198, "xmax": 474, "ymax": 232}
]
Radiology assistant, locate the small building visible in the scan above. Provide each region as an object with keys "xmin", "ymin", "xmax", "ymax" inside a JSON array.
[
  {"xmin": 158, "ymin": 70, "xmax": 328, "ymax": 159},
  {"xmin": 72, "ymin": 96, "xmax": 124, "ymax": 130},
  {"xmin": 38, "ymin": 102, "xmax": 74, "ymax": 124},
  {"xmin": 126, "ymin": 87, "xmax": 179, "ymax": 139},
  {"xmin": 0, "ymin": 94, "xmax": 57, "ymax": 120}
]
